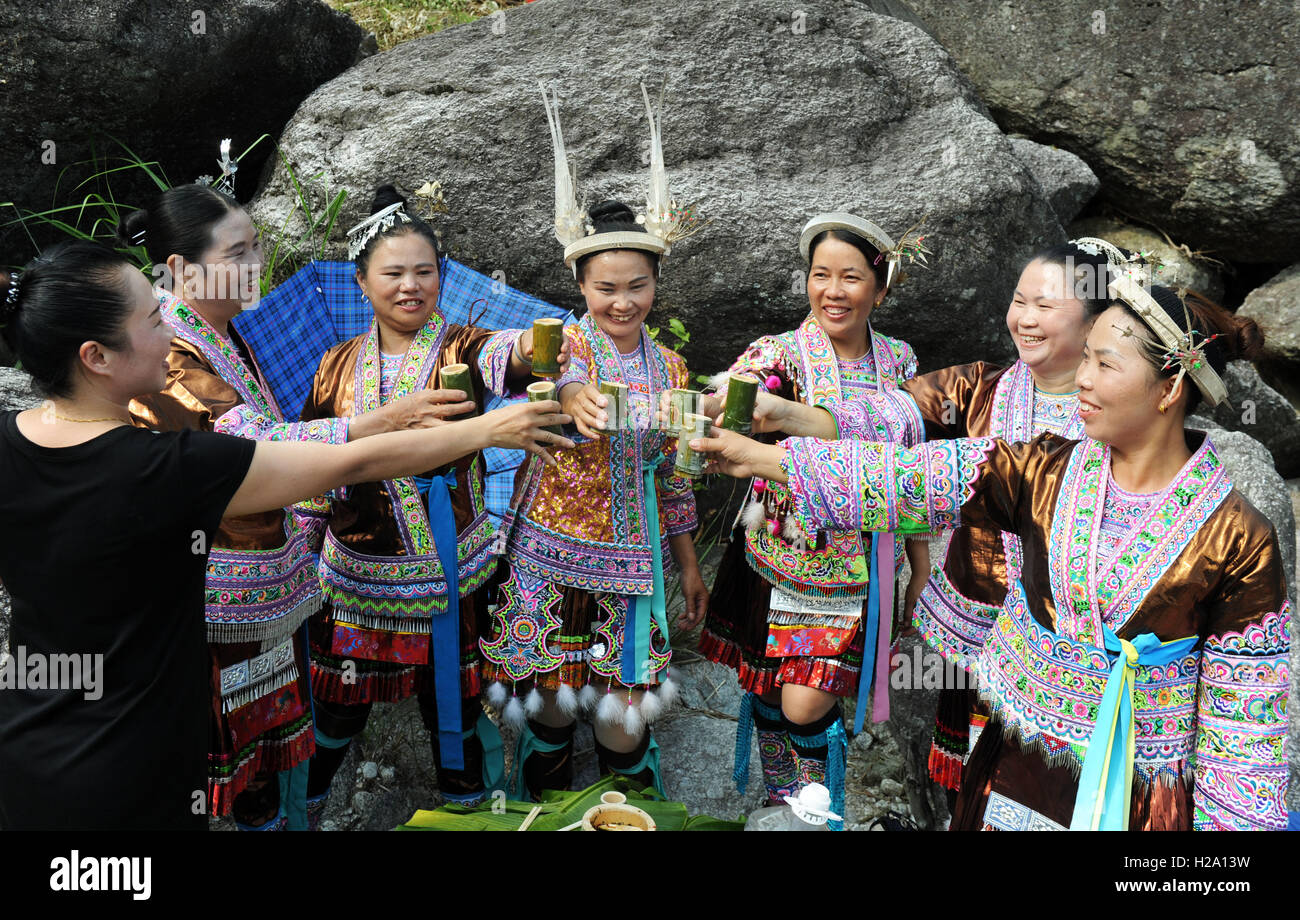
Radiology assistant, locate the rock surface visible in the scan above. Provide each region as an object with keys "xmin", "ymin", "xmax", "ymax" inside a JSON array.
[
  {"xmin": 902, "ymin": 0, "xmax": 1300, "ymax": 264},
  {"xmin": 0, "ymin": 0, "xmax": 365, "ymax": 259},
  {"xmin": 1200, "ymin": 361, "xmax": 1300, "ymax": 479},
  {"xmin": 1068, "ymin": 216, "xmax": 1225, "ymax": 301},
  {"xmin": 249, "ymin": 0, "xmax": 1074, "ymax": 375},
  {"xmin": 0, "ymin": 367, "xmax": 41, "ymax": 654},
  {"xmin": 1237, "ymin": 263, "xmax": 1300, "ymax": 402},
  {"xmin": 1007, "ymin": 137, "xmax": 1099, "ymax": 225},
  {"xmin": 1188, "ymin": 421, "xmax": 1298, "ymax": 598}
]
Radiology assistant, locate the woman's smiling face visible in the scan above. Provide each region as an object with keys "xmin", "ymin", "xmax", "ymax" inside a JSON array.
[
  {"xmin": 1005, "ymin": 257, "xmax": 1092, "ymax": 380},
  {"xmin": 577, "ymin": 249, "xmax": 657, "ymax": 352}
]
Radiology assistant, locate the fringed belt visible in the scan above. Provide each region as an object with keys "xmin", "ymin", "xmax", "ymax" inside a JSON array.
[
  {"xmin": 318, "ymin": 518, "xmax": 497, "ymax": 632},
  {"xmin": 204, "ymin": 532, "xmax": 321, "ymax": 644},
  {"xmin": 977, "ymin": 581, "xmax": 1199, "ymax": 788},
  {"xmin": 218, "ymin": 636, "xmax": 298, "ymax": 712},
  {"xmin": 913, "ymin": 562, "xmax": 1002, "ymax": 674}
]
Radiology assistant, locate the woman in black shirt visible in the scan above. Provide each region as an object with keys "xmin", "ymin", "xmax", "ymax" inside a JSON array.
[{"xmin": 0, "ymin": 241, "xmax": 570, "ymax": 830}]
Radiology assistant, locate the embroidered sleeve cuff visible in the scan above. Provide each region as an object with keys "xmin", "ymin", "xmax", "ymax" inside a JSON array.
[
  {"xmin": 214, "ymin": 404, "xmax": 349, "ymax": 445},
  {"xmin": 780, "ymin": 437, "xmax": 996, "ymax": 536},
  {"xmin": 479, "ymin": 328, "xmax": 523, "ymax": 396},
  {"xmin": 1192, "ymin": 604, "xmax": 1290, "ymax": 831}
]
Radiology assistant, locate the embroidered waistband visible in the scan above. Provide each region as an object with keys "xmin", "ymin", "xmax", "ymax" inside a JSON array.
[
  {"xmin": 205, "ymin": 532, "xmax": 322, "ymax": 644},
  {"xmin": 913, "ymin": 563, "xmax": 1001, "ymax": 673},
  {"xmin": 977, "ymin": 583, "xmax": 1200, "ymax": 782}
]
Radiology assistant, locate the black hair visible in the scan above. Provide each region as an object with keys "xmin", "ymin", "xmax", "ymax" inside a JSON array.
[
  {"xmin": 1, "ymin": 240, "xmax": 135, "ymax": 398},
  {"xmin": 1112, "ymin": 284, "xmax": 1263, "ymax": 415},
  {"xmin": 806, "ymin": 229, "xmax": 887, "ymax": 290},
  {"xmin": 574, "ymin": 200, "xmax": 660, "ymax": 283},
  {"xmin": 116, "ymin": 183, "xmax": 242, "ymax": 267},
  {"xmin": 353, "ymin": 184, "xmax": 443, "ymax": 276},
  {"xmin": 1031, "ymin": 241, "xmax": 1138, "ymax": 317}
]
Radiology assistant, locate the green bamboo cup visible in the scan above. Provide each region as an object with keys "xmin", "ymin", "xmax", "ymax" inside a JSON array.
[
  {"xmin": 721, "ymin": 373, "xmax": 759, "ymax": 434},
  {"xmin": 666, "ymin": 388, "xmax": 702, "ymax": 431},
  {"xmin": 531, "ymin": 317, "xmax": 564, "ymax": 378},
  {"xmin": 598, "ymin": 381, "xmax": 629, "ymax": 435},
  {"xmin": 526, "ymin": 380, "xmax": 565, "ymax": 437},
  {"xmin": 439, "ymin": 363, "xmax": 477, "ymax": 418},
  {"xmin": 675, "ymin": 412, "xmax": 713, "ymax": 478}
]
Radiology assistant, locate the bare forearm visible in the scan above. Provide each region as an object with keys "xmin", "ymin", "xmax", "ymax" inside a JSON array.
[
  {"xmin": 668, "ymin": 531, "xmax": 699, "ymax": 572},
  {"xmin": 781, "ymin": 403, "xmax": 839, "ymax": 438},
  {"xmin": 345, "ymin": 406, "xmax": 389, "ymax": 441},
  {"xmin": 345, "ymin": 419, "xmax": 487, "ymax": 484}
]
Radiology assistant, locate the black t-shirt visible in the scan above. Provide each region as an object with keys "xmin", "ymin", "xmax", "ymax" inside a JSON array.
[{"xmin": 0, "ymin": 409, "xmax": 255, "ymax": 830}]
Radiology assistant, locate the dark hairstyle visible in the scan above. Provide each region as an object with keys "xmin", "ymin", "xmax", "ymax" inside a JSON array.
[
  {"xmin": 806, "ymin": 229, "xmax": 887, "ymax": 290},
  {"xmin": 116, "ymin": 183, "xmax": 242, "ymax": 267},
  {"xmin": 1113, "ymin": 284, "xmax": 1263, "ymax": 414},
  {"xmin": 353, "ymin": 184, "xmax": 443, "ymax": 276},
  {"xmin": 1, "ymin": 240, "xmax": 135, "ymax": 398},
  {"xmin": 1032, "ymin": 242, "xmax": 1138, "ymax": 317},
  {"xmin": 574, "ymin": 200, "xmax": 660, "ymax": 283}
]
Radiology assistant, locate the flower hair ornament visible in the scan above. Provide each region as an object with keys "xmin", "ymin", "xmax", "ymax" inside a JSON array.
[
  {"xmin": 195, "ymin": 138, "xmax": 240, "ymax": 197},
  {"xmin": 1107, "ymin": 268, "xmax": 1228, "ymax": 408},
  {"xmin": 798, "ymin": 212, "xmax": 931, "ymax": 288},
  {"xmin": 541, "ymin": 81, "xmax": 706, "ymax": 278},
  {"xmin": 345, "ymin": 201, "xmax": 415, "ymax": 262}
]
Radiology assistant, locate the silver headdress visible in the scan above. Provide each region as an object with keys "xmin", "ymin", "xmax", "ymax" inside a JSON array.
[
  {"xmin": 1108, "ymin": 268, "xmax": 1228, "ymax": 408},
  {"xmin": 542, "ymin": 82, "xmax": 705, "ymax": 278},
  {"xmin": 798, "ymin": 212, "xmax": 930, "ymax": 288},
  {"xmin": 345, "ymin": 201, "xmax": 414, "ymax": 262},
  {"xmin": 195, "ymin": 138, "xmax": 239, "ymax": 197}
]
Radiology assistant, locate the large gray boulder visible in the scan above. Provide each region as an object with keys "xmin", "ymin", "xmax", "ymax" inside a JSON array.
[
  {"xmin": 1188, "ymin": 423, "xmax": 1298, "ymax": 599},
  {"xmin": 1237, "ymin": 263, "xmax": 1300, "ymax": 401},
  {"xmin": 903, "ymin": 0, "xmax": 1300, "ymax": 264},
  {"xmin": 0, "ymin": 0, "xmax": 365, "ymax": 259},
  {"xmin": 1067, "ymin": 216, "xmax": 1226, "ymax": 303},
  {"xmin": 1201, "ymin": 361, "xmax": 1300, "ymax": 479},
  {"xmin": 0, "ymin": 367, "xmax": 40, "ymax": 653},
  {"xmin": 1007, "ymin": 137, "xmax": 1099, "ymax": 226},
  {"xmin": 250, "ymin": 0, "xmax": 1073, "ymax": 375}
]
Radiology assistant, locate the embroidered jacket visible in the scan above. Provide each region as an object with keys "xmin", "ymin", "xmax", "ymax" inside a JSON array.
[
  {"xmin": 300, "ymin": 316, "xmax": 519, "ymax": 639},
  {"xmin": 832, "ymin": 361, "xmax": 1084, "ymax": 668},
  {"xmin": 728, "ymin": 314, "xmax": 918, "ymax": 598},
  {"xmin": 501, "ymin": 315, "xmax": 697, "ymax": 596},
  {"xmin": 129, "ymin": 292, "xmax": 346, "ymax": 644},
  {"xmin": 780, "ymin": 432, "xmax": 1290, "ymax": 831}
]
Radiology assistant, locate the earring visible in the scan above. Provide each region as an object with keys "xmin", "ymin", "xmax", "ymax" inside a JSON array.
[{"xmin": 1157, "ymin": 403, "xmax": 1168, "ymax": 414}]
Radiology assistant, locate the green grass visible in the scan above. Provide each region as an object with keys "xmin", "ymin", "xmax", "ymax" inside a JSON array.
[{"xmin": 324, "ymin": 0, "xmax": 531, "ymax": 51}]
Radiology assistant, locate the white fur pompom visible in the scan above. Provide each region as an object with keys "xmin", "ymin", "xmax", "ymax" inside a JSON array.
[
  {"xmin": 656, "ymin": 676, "xmax": 680, "ymax": 709},
  {"xmin": 578, "ymin": 683, "xmax": 599, "ymax": 714},
  {"xmin": 523, "ymin": 687, "xmax": 544, "ymax": 718},
  {"xmin": 622, "ymin": 699, "xmax": 644, "ymax": 735},
  {"xmin": 503, "ymin": 694, "xmax": 525, "ymax": 729},
  {"xmin": 782, "ymin": 513, "xmax": 804, "ymax": 542},
  {"xmin": 597, "ymin": 691, "xmax": 624, "ymax": 725},
  {"xmin": 706, "ymin": 371, "xmax": 731, "ymax": 394},
  {"xmin": 486, "ymin": 681, "xmax": 508, "ymax": 709},
  {"xmin": 638, "ymin": 688, "xmax": 663, "ymax": 723},
  {"xmin": 555, "ymin": 683, "xmax": 579, "ymax": 718},
  {"xmin": 742, "ymin": 500, "xmax": 767, "ymax": 532}
]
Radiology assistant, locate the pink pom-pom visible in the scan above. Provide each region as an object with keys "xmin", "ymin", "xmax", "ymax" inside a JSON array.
[
  {"xmin": 767, "ymin": 518, "xmax": 781, "ymax": 536},
  {"xmin": 753, "ymin": 479, "xmax": 767, "ymax": 494},
  {"xmin": 764, "ymin": 375, "xmax": 781, "ymax": 391}
]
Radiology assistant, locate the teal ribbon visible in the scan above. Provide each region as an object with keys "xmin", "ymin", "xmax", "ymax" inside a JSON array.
[
  {"xmin": 733, "ymin": 692, "xmax": 756, "ymax": 792},
  {"xmin": 622, "ymin": 460, "xmax": 669, "ymax": 685},
  {"xmin": 475, "ymin": 711, "xmax": 505, "ymax": 796},
  {"xmin": 276, "ymin": 759, "xmax": 310, "ymax": 831},
  {"xmin": 507, "ymin": 721, "xmax": 571, "ymax": 801},
  {"xmin": 1068, "ymin": 625, "xmax": 1199, "ymax": 831},
  {"xmin": 412, "ymin": 469, "xmax": 464, "ymax": 771},
  {"xmin": 853, "ymin": 533, "xmax": 883, "ymax": 735},
  {"xmin": 610, "ymin": 734, "xmax": 667, "ymax": 798}
]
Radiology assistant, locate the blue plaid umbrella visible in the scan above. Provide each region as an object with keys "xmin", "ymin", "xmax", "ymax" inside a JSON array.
[{"xmin": 234, "ymin": 259, "xmax": 575, "ymax": 522}]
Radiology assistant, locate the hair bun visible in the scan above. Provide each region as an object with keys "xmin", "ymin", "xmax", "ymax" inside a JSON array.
[
  {"xmin": 587, "ymin": 199, "xmax": 637, "ymax": 230},
  {"xmin": 116, "ymin": 208, "xmax": 150, "ymax": 249},
  {"xmin": 1229, "ymin": 314, "xmax": 1265, "ymax": 362},
  {"xmin": 370, "ymin": 184, "xmax": 407, "ymax": 215}
]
